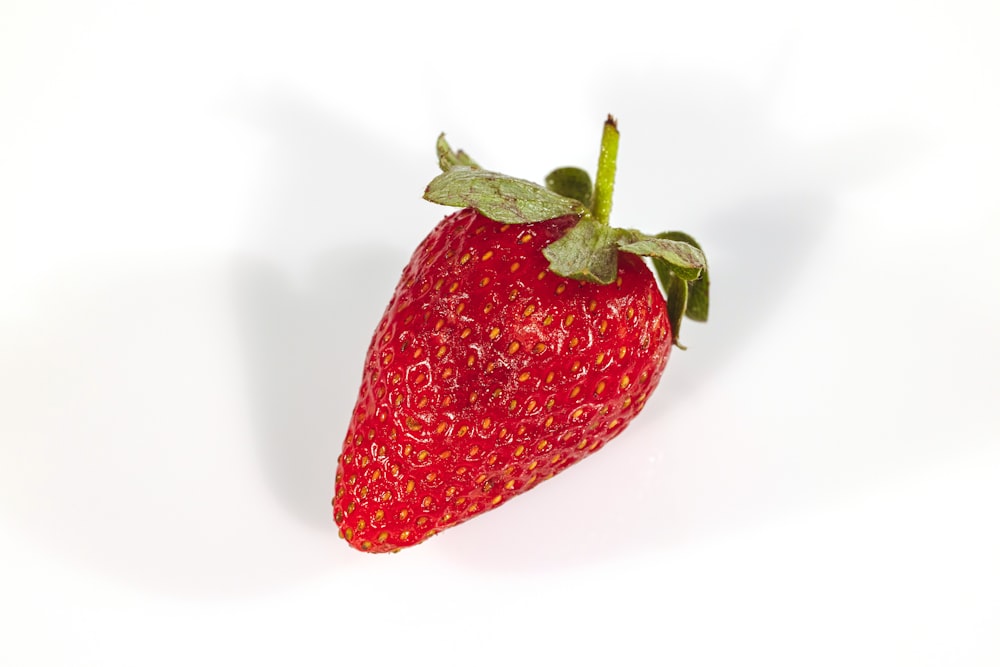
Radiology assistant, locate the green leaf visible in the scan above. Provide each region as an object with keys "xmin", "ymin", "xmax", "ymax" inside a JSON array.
[
  {"xmin": 541, "ymin": 216, "xmax": 619, "ymax": 284},
  {"xmin": 615, "ymin": 231, "xmax": 705, "ymax": 281},
  {"xmin": 436, "ymin": 134, "xmax": 480, "ymax": 172},
  {"xmin": 545, "ymin": 167, "xmax": 593, "ymax": 207},
  {"xmin": 665, "ymin": 270, "xmax": 689, "ymax": 350},
  {"xmin": 660, "ymin": 231, "xmax": 709, "ymax": 321},
  {"xmin": 424, "ymin": 166, "xmax": 587, "ymax": 225}
]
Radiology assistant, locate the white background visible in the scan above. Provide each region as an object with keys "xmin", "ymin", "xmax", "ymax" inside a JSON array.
[{"xmin": 2, "ymin": 0, "xmax": 999, "ymax": 664}]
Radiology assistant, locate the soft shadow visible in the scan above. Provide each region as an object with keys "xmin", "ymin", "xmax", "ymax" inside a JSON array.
[
  {"xmin": 232, "ymin": 248, "xmax": 403, "ymax": 534},
  {"xmin": 231, "ymin": 90, "xmax": 417, "ymax": 536}
]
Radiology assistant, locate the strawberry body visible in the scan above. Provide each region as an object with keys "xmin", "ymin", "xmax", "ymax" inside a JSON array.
[{"xmin": 333, "ymin": 208, "xmax": 672, "ymax": 552}]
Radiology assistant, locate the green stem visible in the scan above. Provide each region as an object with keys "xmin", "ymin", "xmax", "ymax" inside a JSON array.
[{"xmin": 592, "ymin": 115, "xmax": 619, "ymax": 226}]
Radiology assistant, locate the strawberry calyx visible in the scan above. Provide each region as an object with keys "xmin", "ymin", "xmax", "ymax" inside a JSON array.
[{"xmin": 423, "ymin": 115, "xmax": 710, "ymax": 347}]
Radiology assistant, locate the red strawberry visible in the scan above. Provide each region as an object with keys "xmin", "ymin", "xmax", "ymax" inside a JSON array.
[{"xmin": 333, "ymin": 117, "xmax": 709, "ymax": 552}]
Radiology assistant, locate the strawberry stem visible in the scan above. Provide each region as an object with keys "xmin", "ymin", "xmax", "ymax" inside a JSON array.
[{"xmin": 592, "ymin": 115, "xmax": 619, "ymax": 226}]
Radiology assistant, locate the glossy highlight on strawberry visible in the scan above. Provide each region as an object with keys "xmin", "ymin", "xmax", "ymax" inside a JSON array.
[{"xmin": 333, "ymin": 117, "xmax": 709, "ymax": 552}]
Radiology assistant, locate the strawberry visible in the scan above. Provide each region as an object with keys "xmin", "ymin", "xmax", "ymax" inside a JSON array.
[{"xmin": 333, "ymin": 117, "xmax": 709, "ymax": 552}]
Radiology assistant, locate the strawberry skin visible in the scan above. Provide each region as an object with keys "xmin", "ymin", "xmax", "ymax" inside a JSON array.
[{"xmin": 333, "ymin": 208, "xmax": 672, "ymax": 552}]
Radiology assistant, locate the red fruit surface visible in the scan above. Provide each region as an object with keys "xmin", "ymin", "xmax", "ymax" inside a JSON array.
[{"xmin": 333, "ymin": 208, "xmax": 672, "ymax": 552}]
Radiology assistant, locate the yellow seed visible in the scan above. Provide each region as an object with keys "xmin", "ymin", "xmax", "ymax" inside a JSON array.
[
  {"xmin": 492, "ymin": 495, "xmax": 503, "ymax": 505},
  {"xmin": 449, "ymin": 281, "xmax": 459, "ymax": 293},
  {"xmin": 528, "ymin": 461, "xmax": 538, "ymax": 471},
  {"xmin": 436, "ymin": 422, "xmax": 448, "ymax": 434},
  {"xmin": 596, "ymin": 380, "xmax": 606, "ymax": 394},
  {"xmin": 533, "ymin": 343, "xmax": 546, "ymax": 354},
  {"xmin": 345, "ymin": 528, "xmax": 354, "ymax": 541},
  {"xmin": 556, "ymin": 283, "xmax": 567, "ymax": 294},
  {"xmin": 621, "ymin": 375, "xmax": 630, "ymax": 388},
  {"xmin": 507, "ymin": 341, "xmax": 521, "ymax": 354},
  {"xmin": 445, "ymin": 486, "xmax": 457, "ymax": 497},
  {"xmin": 537, "ymin": 270, "xmax": 547, "ymax": 280},
  {"xmin": 482, "ymin": 417, "xmax": 491, "ymax": 429},
  {"xmin": 482, "ymin": 250, "xmax": 494, "ymax": 260},
  {"xmin": 514, "ymin": 445, "xmax": 525, "ymax": 457},
  {"xmin": 417, "ymin": 450, "xmax": 429, "ymax": 462},
  {"xmin": 572, "ymin": 408, "xmax": 584, "ymax": 419},
  {"xmin": 437, "ymin": 345, "xmax": 447, "ymax": 358},
  {"xmin": 372, "ymin": 470, "xmax": 381, "ymax": 481},
  {"xmin": 570, "ymin": 386, "xmax": 581, "ymax": 399},
  {"xmin": 457, "ymin": 303, "xmax": 465, "ymax": 315},
  {"xmin": 569, "ymin": 338, "xmax": 579, "ymax": 348},
  {"xmin": 399, "ymin": 508, "xmax": 409, "ymax": 519},
  {"xmin": 536, "ymin": 439, "xmax": 549, "ymax": 451},
  {"xmin": 461, "ymin": 327, "xmax": 472, "ymax": 339},
  {"xmin": 596, "ymin": 352, "xmax": 605, "ymax": 365},
  {"xmin": 457, "ymin": 425, "xmax": 469, "ymax": 437},
  {"xmin": 417, "ymin": 516, "xmax": 428, "ymax": 526},
  {"xmin": 545, "ymin": 416, "xmax": 554, "ymax": 427},
  {"xmin": 435, "ymin": 318, "xmax": 445, "ymax": 331},
  {"xmin": 399, "ymin": 530, "xmax": 411, "ymax": 540},
  {"xmin": 484, "ymin": 303, "xmax": 493, "ymax": 314},
  {"xmin": 526, "ymin": 399, "xmax": 536, "ymax": 412},
  {"xmin": 421, "ymin": 496, "xmax": 432, "ymax": 508},
  {"xmin": 519, "ymin": 233, "xmax": 533, "ymax": 243},
  {"xmin": 377, "ymin": 531, "xmax": 388, "ymax": 543},
  {"xmin": 505, "ymin": 479, "xmax": 516, "ymax": 490},
  {"xmin": 469, "ymin": 445, "xmax": 479, "ymax": 456},
  {"xmin": 374, "ymin": 509, "xmax": 384, "ymax": 521},
  {"xmin": 439, "ymin": 450, "xmax": 452, "ymax": 459},
  {"xmin": 467, "ymin": 355, "xmax": 476, "ymax": 367},
  {"xmin": 600, "ymin": 320, "xmax": 608, "ymax": 334},
  {"xmin": 460, "ymin": 252, "xmax": 471, "ymax": 264},
  {"xmin": 489, "ymin": 327, "xmax": 501, "ymax": 340},
  {"xmin": 479, "ymin": 277, "xmax": 491, "ymax": 287},
  {"xmin": 589, "ymin": 299, "xmax": 597, "ymax": 312},
  {"xmin": 523, "ymin": 304, "xmax": 535, "ymax": 317},
  {"xmin": 434, "ymin": 278, "xmax": 444, "ymax": 290},
  {"xmin": 571, "ymin": 360, "xmax": 581, "ymax": 372},
  {"xmin": 510, "ymin": 262, "xmax": 521, "ymax": 272},
  {"xmin": 577, "ymin": 439, "xmax": 589, "ymax": 450},
  {"xmin": 518, "ymin": 371, "xmax": 531, "ymax": 382},
  {"xmin": 608, "ymin": 419, "xmax": 620, "ymax": 429},
  {"xmin": 546, "ymin": 371, "xmax": 555, "ymax": 383},
  {"xmin": 468, "ymin": 503, "xmax": 479, "ymax": 513},
  {"xmin": 564, "ymin": 314, "xmax": 575, "ymax": 326},
  {"xmin": 413, "ymin": 347, "xmax": 423, "ymax": 359},
  {"xmin": 381, "ymin": 490, "xmax": 391, "ymax": 501},
  {"xmin": 405, "ymin": 480, "xmax": 415, "ymax": 493}
]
